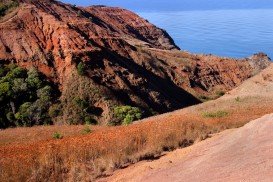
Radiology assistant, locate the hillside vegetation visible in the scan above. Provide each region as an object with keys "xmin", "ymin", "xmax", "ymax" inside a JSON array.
[
  {"xmin": 0, "ymin": 0, "xmax": 270, "ymax": 125},
  {"xmin": 0, "ymin": 63, "xmax": 146, "ymax": 128},
  {"xmin": 1, "ymin": 65, "xmax": 273, "ymax": 181},
  {"xmin": 0, "ymin": 0, "xmax": 19, "ymax": 17},
  {"xmin": 0, "ymin": 64, "xmax": 60, "ymax": 128}
]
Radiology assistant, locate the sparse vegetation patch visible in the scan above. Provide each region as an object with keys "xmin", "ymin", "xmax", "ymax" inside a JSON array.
[
  {"xmin": 81, "ymin": 125, "xmax": 92, "ymax": 134},
  {"xmin": 77, "ymin": 62, "xmax": 87, "ymax": 76},
  {"xmin": 202, "ymin": 110, "xmax": 229, "ymax": 118},
  {"xmin": 0, "ymin": 0, "xmax": 19, "ymax": 17},
  {"xmin": 52, "ymin": 132, "xmax": 63, "ymax": 139},
  {"xmin": 216, "ymin": 90, "xmax": 226, "ymax": 97},
  {"xmin": 199, "ymin": 95, "xmax": 212, "ymax": 102},
  {"xmin": 235, "ymin": 97, "xmax": 241, "ymax": 102}
]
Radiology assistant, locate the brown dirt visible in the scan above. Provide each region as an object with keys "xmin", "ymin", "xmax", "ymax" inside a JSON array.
[{"xmin": 105, "ymin": 114, "xmax": 273, "ymax": 182}]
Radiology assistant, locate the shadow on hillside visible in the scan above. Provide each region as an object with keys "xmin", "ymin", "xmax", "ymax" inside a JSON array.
[{"xmin": 74, "ymin": 44, "xmax": 200, "ymax": 114}]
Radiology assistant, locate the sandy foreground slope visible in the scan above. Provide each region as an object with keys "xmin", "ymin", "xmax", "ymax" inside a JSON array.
[{"xmin": 103, "ymin": 113, "xmax": 273, "ymax": 182}]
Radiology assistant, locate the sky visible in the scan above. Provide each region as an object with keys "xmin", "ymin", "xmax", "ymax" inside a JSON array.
[{"xmin": 61, "ymin": 0, "xmax": 273, "ymax": 12}]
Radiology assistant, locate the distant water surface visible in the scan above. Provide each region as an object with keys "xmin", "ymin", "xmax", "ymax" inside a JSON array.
[{"xmin": 139, "ymin": 9, "xmax": 273, "ymax": 58}]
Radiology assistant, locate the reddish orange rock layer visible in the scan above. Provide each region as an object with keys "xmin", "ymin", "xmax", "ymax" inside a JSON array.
[{"xmin": 0, "ymin": 0, "xmax": 271, "ymax": 123}]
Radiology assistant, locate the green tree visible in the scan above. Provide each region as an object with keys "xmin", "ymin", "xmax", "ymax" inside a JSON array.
[
  {"xmin": 12, "ymin": 78, "xmax": 28, "ymax": 94},
  {"xmin": 0, "ymin": 82, "xmax": 11, "ymax": 98},
  {"xmin": 0, "ymin": 64, "xmax": 59, "ymax": 128},
  {"xmin": 114, "ymin": 106, "xmax": 143, "ymax": 125},
  {"xmin": 37, "ymin": 85, "xmax": 52, "ymax": 101},
  {"xmin": 27, "ymin": 67, "xmax": 43, "ymax": 89},
  {"xmin": 6, "ymin": 67, "xmax": 26, "ymax": 80},
  {"xmin": 6, "ymin": 112, "xmax": 15, "ymax": 122},
  {"xmin": 15, "ymin": 102, "xmax": 32, "ymax": 126}
]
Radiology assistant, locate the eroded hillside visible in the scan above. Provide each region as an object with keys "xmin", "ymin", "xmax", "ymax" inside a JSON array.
[{"xmin": 0, "ymin": 0, "xmax": 271, "ymax": 125}]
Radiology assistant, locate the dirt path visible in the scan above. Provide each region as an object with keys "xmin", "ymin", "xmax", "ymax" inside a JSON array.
[{"xmin": 104, "ymin": 114, "xmax": 273, "ymax": 182}]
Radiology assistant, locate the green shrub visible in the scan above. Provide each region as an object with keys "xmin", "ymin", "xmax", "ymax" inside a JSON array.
[
  {"xmin": 52, "ymin": 132, "xmax": 63, "ymax": 139},
  {"xmin": 12, "ymin": 78, "xmax": 28, "ymax": 93},
  {"xmin": 84, "ymin": 116, "xmax": 97, "ymax": 125},
  {"xmin": 123, "ymin": 114, "xmax": 133, "ymax": 125},
  {"xmin": 77, "ymin": 62, "xmax": 86, "ymax": 76},
  {"xmin": 6, "ymin": 112, "xmax": 15, "ymax": 122},
  {"xmin": 202, "ymin": 110, "xmax": 229, "ymax": 118},
  {"xmin": 81, "ymin": 125, "xmax": 92, "ymax": 134},
  {"xmin": 37, "ymin": 85, "xmax": 52, "ymax": 101},
  {"xmin": 199, "ymin": 95, "xmax": 211, "ymax": 102},
  {"xmin": 0, "ymin": 0, "xmax": 19, "ymax": 17},
  {"xmin": 114, "ymin": 105, "xmax": 143, "ymax": 125},
  {"xmin": 0, "ymin": 82, "xmax": 11, "ymax": 97},
  {"xmin": 48, "ymin": 104, "xmax": 62, "ymax": 118},
  {"xmin": 0, "ymin": 67, "xmax": 6, "ymax": 77},
  {"xmin": 235, "ymin": 97, "xmax": 241, "ymax": 102},
  {"xmin": 216, "ymin": 90, "xmax": 225, "ymax": 97},
  {"xmin": 5, "ymin": 63, "xmax": 17, "ymax": 71},
  {"xmin": 5, "ymin": 67, "xmax": 26, "ymax": 81},
  {"xmin": 16, "ymin": 102, "xmax": 32, "ymax": 126},
  {"xmin": 73, "ymin": 97, "xmax": 89, "ymax": 110},
  {"xmin": 68, "ymin": 119, "xmax": 77, "ymax": 125},
  {"xmin": 148, "ymin": 108, "xmax": 158, "ymax": 116}
]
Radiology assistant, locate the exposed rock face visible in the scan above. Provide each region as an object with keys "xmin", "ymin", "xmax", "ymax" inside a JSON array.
[
  {"xmin": 0, "ymin": 0, "xmax": 271, "ymax": 124},
  {"xmin": 137, "ymin": 49, "xmax": 271, "ymax": 96}
]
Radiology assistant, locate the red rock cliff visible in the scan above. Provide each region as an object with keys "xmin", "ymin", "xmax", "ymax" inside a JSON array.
[{"xmin": 0, "ymin": 0, "xmax": 271, "ymax": 123}]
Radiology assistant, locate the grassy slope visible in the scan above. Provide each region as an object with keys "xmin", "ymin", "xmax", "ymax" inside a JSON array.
[
  {"xmin": 0, "ymin": 65, "xmax": 273, "ymax": 181},
  {"xmin": 105, "ymin": 113, "xmax": 273, "ymax": 182}
]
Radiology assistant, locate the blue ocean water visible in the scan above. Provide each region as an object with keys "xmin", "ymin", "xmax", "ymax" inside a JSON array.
[{"xmin": 139, "ymin": 9, "xmax": 273, "ymax": 58}]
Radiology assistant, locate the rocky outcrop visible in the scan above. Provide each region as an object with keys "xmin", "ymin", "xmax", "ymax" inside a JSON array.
[
  {"xmin": 0, "ymin": 0, "xmax": 271, "ymax": 124},
  {"xmin": 138, "ymin": 49, "xmax": 271, "ymax": 97}
]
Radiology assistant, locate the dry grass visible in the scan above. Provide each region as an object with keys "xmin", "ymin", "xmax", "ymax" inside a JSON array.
[
  {"xmin": 0, "ymin": 125, "xmax": 103, "ymax": 146},
  {"xmin": 0, "ymin": 118, "xmax": 209, "ymax": 181},
  {"xmin": 1, "ymin": 94, "xmax": 273, "ymax": 181}
]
